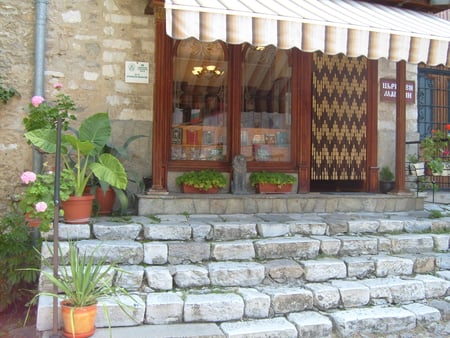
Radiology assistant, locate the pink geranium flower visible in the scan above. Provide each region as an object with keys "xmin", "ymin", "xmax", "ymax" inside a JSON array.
[
  {"xmin": 31, "ymin": 95, "xmax": 45, "ymax": 107},
  {"xmin": 54, "ymin": 83, "xmax": 63, "ymax": 89},
  {"xmin": 35, "ymin": 201, "xmax": 48, "ymax": 212},
  {"xmin": 20, "ymin": 171, "xmax": 37, "ymax": 184}
]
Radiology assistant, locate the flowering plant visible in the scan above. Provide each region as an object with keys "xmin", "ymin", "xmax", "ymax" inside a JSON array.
[
  {"xmin": 420, "ymin": 126, "xmax": 450, "ymax": 174},
  {"xmin": 18, "ymin": 165, "xmax": 75, "ymax": 231},
  {"xmin": 23, "ymin": 83, "xmax": 76, "ymax": 133}
]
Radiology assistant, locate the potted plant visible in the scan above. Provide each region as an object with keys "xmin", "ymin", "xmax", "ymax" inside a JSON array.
[
  {"xmin": 24, "ymin": 241, "xmax": 137, "ymax": 337},
  {"xmin": 18, "ymin": 165, "xmax": 75, "ymax": 231},
  {"xmin": 420, "ymin": 128, "xmax": 449, "ymax": 175},
  {"xmin": 379, "ymin": 166, "xmax": 395, "ymax": 194},
  {"xmin": 249, "ymin": 171, "xmax": 296, "ymax": 193},
  {"xmin": 24, "ymin": 112, "xmax": 128, "ymax": 224},
  {"xmin": 176, "ymin": 169, "xmax": 227, "ymax": 193}
]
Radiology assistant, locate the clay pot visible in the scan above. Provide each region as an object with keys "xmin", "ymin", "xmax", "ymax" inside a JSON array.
[
  {"xmin": 181, "ymin": 184, "xmax": 219, "ymax": 194},
  {"xmin": 255, "ymin": 183, "xmax": 293, "ymax": 193},
  {"xmin": 95, "ymin": 187, "xmax": 116, "ymax": 216},
  {"xmin": 61, "ymin": 195, "xmax": 95, "ymax": 224},
  {"xmin": 61, "ymin": 300, "xmax": 97, "ymax": 338}
]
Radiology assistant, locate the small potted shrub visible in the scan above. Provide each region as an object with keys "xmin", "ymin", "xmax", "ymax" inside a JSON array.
[
  {"xmin": 176, "ymin": 169, "xmax": 227, "ymax": 193},
  {"xmin": 249, "ymin": 171, "xmax": 296, "ymax": 193},
  {"xmin": 379, "ymin": 166, "xmax": 395, "ymax": 193}
]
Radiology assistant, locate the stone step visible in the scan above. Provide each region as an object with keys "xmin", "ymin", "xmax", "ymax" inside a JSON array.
[{"xmin": 37, "ymin": 273, "xmax": 450, "ymax": 331}]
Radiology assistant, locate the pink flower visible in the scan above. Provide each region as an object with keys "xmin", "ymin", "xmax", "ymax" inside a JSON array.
[
  {"xmin": 21, "ymin": 171, "xmax": 37, "ymax": 184},
  {"xmin": 31, "ymin": 95, "xmax": 45, "ymax": 107},
  {"xmin": 53, "ymin": 83, "xmax": 63, "ymax": 89},
  {"xmin": 443, "ymin": 149, "xmax": 450, "ymax": 156},
  {"xmin": 35, "ymin": 201, "xmax": 48, "ymax": 213}
]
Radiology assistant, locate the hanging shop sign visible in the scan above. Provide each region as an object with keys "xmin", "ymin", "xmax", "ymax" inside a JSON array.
[{"xmin": 380, "ymin": 78, "xmax": 415, "ymax": 103}]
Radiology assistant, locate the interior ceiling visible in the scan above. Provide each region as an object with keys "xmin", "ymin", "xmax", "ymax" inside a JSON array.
[{"xmin": 355, "ymin": 0, "xmax": 450, "ymax": 13}]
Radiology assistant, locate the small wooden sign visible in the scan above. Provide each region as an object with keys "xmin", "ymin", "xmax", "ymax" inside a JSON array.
[{"xmin": 380, "ymin": 78, "xmax": 415, "ymax": 103}]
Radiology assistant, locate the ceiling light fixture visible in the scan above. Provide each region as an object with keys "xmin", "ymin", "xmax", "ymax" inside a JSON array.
[{"xmin": 192, "ymin": 65, "xmax": 224, "ymax": 77}]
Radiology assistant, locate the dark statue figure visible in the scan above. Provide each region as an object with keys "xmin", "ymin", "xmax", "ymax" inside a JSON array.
[{"xmin": 232, "ymin": 155, "xmax": 247, "ymax": 194}]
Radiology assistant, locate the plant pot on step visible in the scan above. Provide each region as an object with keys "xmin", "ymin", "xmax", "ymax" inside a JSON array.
[
  {"xmin": 95, "ymin": 187, "xmax": 116, "ymax": 216},
  {"xmin": 379, "ymin": 181, "xmax": 395, "ymax": 194},
  {"xmin": 61, "ymin": 194, "xmax": 95, "ymax": 224},
  {"xmin": 181, "ymin": 183, "xmax": 219, "ymax": 194},
  {"xmin": 61, "ymin": 300, "xmax": 97, "ymax": 338}
]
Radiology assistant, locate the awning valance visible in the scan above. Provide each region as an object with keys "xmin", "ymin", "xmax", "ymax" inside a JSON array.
[{"xmin": 165, "ymin": 0, "xmax": 450, "ymax": 67}]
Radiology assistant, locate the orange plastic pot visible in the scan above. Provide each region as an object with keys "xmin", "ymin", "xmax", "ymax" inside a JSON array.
[
  {"xmin": 61, "ymin": 195, "xmax": 95, "ymax": 224},
  {"xmin": 61, "ymin": 300, "xmax": 97, "ymax": 338},
  {"xmin": 95, "ymin": 187, "xmax": 116, "ymax": 216}
]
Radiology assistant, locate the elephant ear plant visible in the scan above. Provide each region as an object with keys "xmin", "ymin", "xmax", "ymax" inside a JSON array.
[{"xmin": 24, "ymin": 112, "xmax": 128, "ymax": 197}]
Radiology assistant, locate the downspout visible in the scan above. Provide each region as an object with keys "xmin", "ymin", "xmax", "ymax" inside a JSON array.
[{"xmin": 33, "ymin": 0, "xmax": 48, "ymax": 172}]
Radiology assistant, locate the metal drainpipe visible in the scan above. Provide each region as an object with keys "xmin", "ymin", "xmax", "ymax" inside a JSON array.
[{"xmin": 33, "ymin": 0, "xmax": 48, "ymax": 173}]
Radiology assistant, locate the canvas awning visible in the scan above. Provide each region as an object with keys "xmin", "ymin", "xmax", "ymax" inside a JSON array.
[{"xmin": 165, "ymin": 0, "xmax": 450, "ymax": 66}]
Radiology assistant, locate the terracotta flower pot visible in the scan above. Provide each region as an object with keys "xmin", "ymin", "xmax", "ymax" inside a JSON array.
[
  {"xmin": 181, "ymin": 183, "xmax": 219, "ymax": 194},
  {"xmin": 95, "ymin": 187, "xmax": 116, "ymax": 216},
  {"xmin": 61, "ymin": 300, "xmax": 97, "ymax": 338},
  {"xmin": 255, "ymin": 183, "xmax": 293, "ymax": 194},
  {"xmin": 25, "ymin": 213, "xmax": 41, "ymax": 228},
  {"xmin": 61, "ymin": 195, "xmax": 95, "ymax": 224}
]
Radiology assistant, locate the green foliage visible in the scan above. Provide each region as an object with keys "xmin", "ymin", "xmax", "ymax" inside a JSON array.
[
  {"xmin": 0, "ymin": 77, "xmax": 19, "ymax": 104},
  {"xmin": 176, "ymin": 169, "xmax": 227, "ymax": 190},
  {"xmin": 379, "ymin": 166, "xmax": 394, "ymax": 182},
  {"xmin": 25, "ymin": 113, "xmax": 128, "ymax": 197},
  {"xmin": 249, "ymin": 171, "xmax": 296, "ymax": 187},
  {"xmin": 420, "ymin": 128, "xmax": 450, "ymax": 175},
  {"xmin": 429, "ymin": 210, "xmax": 444, "ymax": 219},
  {"xmin": 0, "ymin": 207, "xmax": 40, "ymax": 312},
  {"xmin": 23, "ymin": 93, "xmax": 76, "ymax": 132}
]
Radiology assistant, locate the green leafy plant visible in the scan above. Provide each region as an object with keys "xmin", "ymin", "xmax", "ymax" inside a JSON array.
[
  {"xmin": 379, "ymin": 166, "xmax": 394, "ymax": 182},
  {"xmin": 176, "ymin": 169, "xmax": 227, "ymax": 191},
  {"xmin": 420, "ymin": 127, "xmax": 450, "ymax": 175},
  {"xmin": 0, "ymin": 205, "xmax": 40, "ymax": 312},
  {"xmin": 24, "ymin": 241, "xmax": 138, "ymax": 330},
  {"xmin": 18, "ymin": 164, "xmax": 75, "ymax": 231},
  {"xmin": 249, "ymin": 171, "xmax": 296, "ymax": 187},
  {"xmin": 23, "ymin": 83, "xmax": 76, "ymax": 132},
  {"xmin": 25, "ymin": 112, "xmax": 128, "ymax": 197},
  {"xmin": 0, "ymin": 77, "xmax": 19, "ymax": 104}
]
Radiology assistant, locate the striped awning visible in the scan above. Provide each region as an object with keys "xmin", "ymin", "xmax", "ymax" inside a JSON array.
[{"xmin": 165, "ymin": 0, "xmax": 450, "ymax": 67}]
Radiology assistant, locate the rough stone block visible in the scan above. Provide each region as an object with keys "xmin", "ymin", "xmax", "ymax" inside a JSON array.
[
  {"xmin": 343, "ymin": 256, "xmax": 375, "ymax": 278},
  {"xmin": 265, "ymin": 259, "xmax": 303, "ymax": 282},
  {"xmin": 145, "ymin": 292, "xmax": 183, "ymax": 324},
  {"xmin": 256, "ymin": 222, "xmax": 290, "ymax": 237},
  {"xmin": 184, "ymin": 294, "xmax": 244, "ymax": 322},
  {"xmin": 389, "ymin": 234, "xmax": 434, "ymax": 254},
  {"xmin": 211, "ymin": 240, "xmax": 255, "ymax": 261},
  {"xmin": 93, "ymin": 222, "xmax": 141, "ymax": 240},
  {"xmin": 143, "ymin": 223, "xmax": 191, "ymax": 240},
  {"xmin": 414, "ymin": 274, "xmax": 450, "ymax": 298},
  {"xmin": 172, "ymin": 265, "xmax": 210, "ymax": 288},
  {"xmin": 374, "ymin": 255, "xmax": 414, "ymax": 277},
  {"xmin": 378, "ymin": 219, "xmax": 404, "ymax": 233},
  {"xmin": 306, "ymin": 283, "xmax": 340, "ymax": 310},
  {"xmin": 220, "ymin": 317, "xmax": 297, "ymax": 338},
  {"xmin": 347, "ymin": 220, "xmax": 379, "ymax": 233},
  {"xmin": 96, "ymin": 294, "xmax": 146, "ymax": 327},
  {"xmin": 210, "ymin": 222, "xmax": 257, "ymax": 241},
  {"xmin": 435, "ymin": 253, "xmax": 450, "ymax": 269},
  {"xmin": 432, "ymin": 234, "xmax": 450, "ymax": 251},
  {"xmin": 77, "ymin": 240, "xmax": 143, "ymax": 265},
  {"xmin": 168, "ymin": 242, "xmax": 210, "ymax": 264},
  {"xmin": 404, "ymin": 220, "xmax": 432, "ymax": 233},
  {"xmin": 143, "ymin": 242, "xmax": 168, "ymax": 264},
  {"xmin": 331, "ymin": 280, "xmax": 370, "ymax": 308},
  {"xmin": 43, "ymin": 223, "xmax": 91, "ymax": 241},
  {"xmin": 238, "ymin": 288, "xmax": 270, "ymax": 318},
  {"xmin": 208, "ymin": 262, "xmax": 265, "ymax": 287},
  {"xmin": 254, "ymin": 236, "xmax": 320, "ymax": 259},
  {"xmin": 329, "ymin": 306, "xmax": 416, "ymax": 336},
  {"xmin": 402, "ymin": 303, "xmax": 441, "ymax": 324},
  {"xmin": 301, "ymin": 258, "xmax": 346, "ymax": 282},
  {"xmin": 262, "ymin": 287, "xmax": 313, "ymax": 314},
  {"xmin": 311, "ymin": 236, "xmax": 341, "ymax": 255},
  {"xmin": 288, "ymin": 220, "xmax": 327, "ymax": 235},
  {"xmin": 115, "ymin": 265, "xmax": 144, "ymax": 291},
  {"xmin": 338, "ymin": 236, "xmax": 378, "ymax": 256},
  {"xmin": 36, "ymin": 295, "xmax": 62, "ymax": 331},
  {"xmin": 145, "ymin": 266, "xmax": 172, "ymax": 290},
  {"xmin": 288, "ymin": 311, "xmax": 332, "ymax": 338},
  {"xmin": 388, "ymin": 278, "xmax": 426, "ymax": 303}
]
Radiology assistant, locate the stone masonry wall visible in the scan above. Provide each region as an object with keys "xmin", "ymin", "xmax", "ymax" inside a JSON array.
[{"xmin": 0, "ymin": 0, "xmax": 153, "ymax": 214}]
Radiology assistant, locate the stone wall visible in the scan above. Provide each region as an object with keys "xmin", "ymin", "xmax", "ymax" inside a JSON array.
[{"xmin": 0, "ymin": 0, "xmax": 153, "ymax": 214}]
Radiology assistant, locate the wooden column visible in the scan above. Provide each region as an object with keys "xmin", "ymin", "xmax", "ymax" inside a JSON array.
[
  {"xmin": 149, "ymin": 2, "xmax": 171, "ymax": 193},
  {"xmin": 393, "ymin": 60, "xmax": 409, "ymax": 194},
  {"xmin": 367, "ymin": 59, "xmax": 379, "ymax": 192}
]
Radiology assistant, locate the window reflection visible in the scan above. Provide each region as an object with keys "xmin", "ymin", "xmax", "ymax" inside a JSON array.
[
  {"xmin": 172, "ymin": 39, "xmax": 227, "ymax": 161},
  {"xmin": 241, "ymin": 45, "xmax": 292, "ymax": 162}
]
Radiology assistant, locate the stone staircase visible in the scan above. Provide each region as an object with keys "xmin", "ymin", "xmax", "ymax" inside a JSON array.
[{"xmin": 36, "ymin": 209, "xmax": 450, "ymax": 337}]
